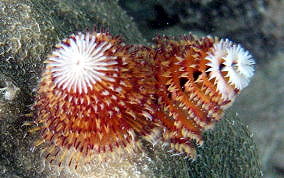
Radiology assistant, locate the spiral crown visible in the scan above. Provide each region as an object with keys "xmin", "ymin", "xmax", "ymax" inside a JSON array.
[
  {"xmin": 206, "ymin": 39, "xmax": 255, "ymax": 99},
  {"xmin": 34, "ymin": 32, "xmax": 256, "ymax": 172}
]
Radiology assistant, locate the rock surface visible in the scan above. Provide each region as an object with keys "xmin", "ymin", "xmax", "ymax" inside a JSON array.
[{"xmin": 120, "ymin": 0, "xmax": 284, "ymax": 63}]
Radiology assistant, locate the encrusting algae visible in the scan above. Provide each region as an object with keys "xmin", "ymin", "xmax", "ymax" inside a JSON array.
[{"xmin": 32, "ymin": 29, "xmax": 255, "ymax": 175}]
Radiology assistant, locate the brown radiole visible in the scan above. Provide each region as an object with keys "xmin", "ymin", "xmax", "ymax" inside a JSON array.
[
  {"xmin": 33, "ymin": 30, "xmax": 255, "ymax": 170},
  {"xmin": 34, "ymin": 31, "xmax": 159, "ymax": 169}
]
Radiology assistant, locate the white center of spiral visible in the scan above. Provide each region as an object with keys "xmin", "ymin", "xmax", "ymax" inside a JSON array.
[{"xmin": 48, "ymin": 32, "xmax": 117, "ymax": 94}]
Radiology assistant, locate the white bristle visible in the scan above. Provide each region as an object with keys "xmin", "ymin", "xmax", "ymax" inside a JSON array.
[
  {"xmin": 48, "ymin": 32, "xmax": 117, "ymax": 94},
  {"xmin": 205, "ymin": 39, "xmax": 255, "ymax": 100}
]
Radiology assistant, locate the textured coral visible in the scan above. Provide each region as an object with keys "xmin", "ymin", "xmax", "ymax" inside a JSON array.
[
  {"xmin": 231, "ymin": 52, "xmax": 284, "ymax": 177},
  {"xmin": 0, "ymin": 0, "xmax": 261, "ymax": 177}
]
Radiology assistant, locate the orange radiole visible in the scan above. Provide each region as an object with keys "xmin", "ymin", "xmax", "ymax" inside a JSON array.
[
  {"xmin": 152, "ymin": 35, "xmax": 255, "ymax": 158},
  {"xmin": 34, "ymin": 30, "xmax": 255, "ymax": 169},
  {"xmin": 34, "ymin": 31, "xmax": 159, "ymax": 168}
]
